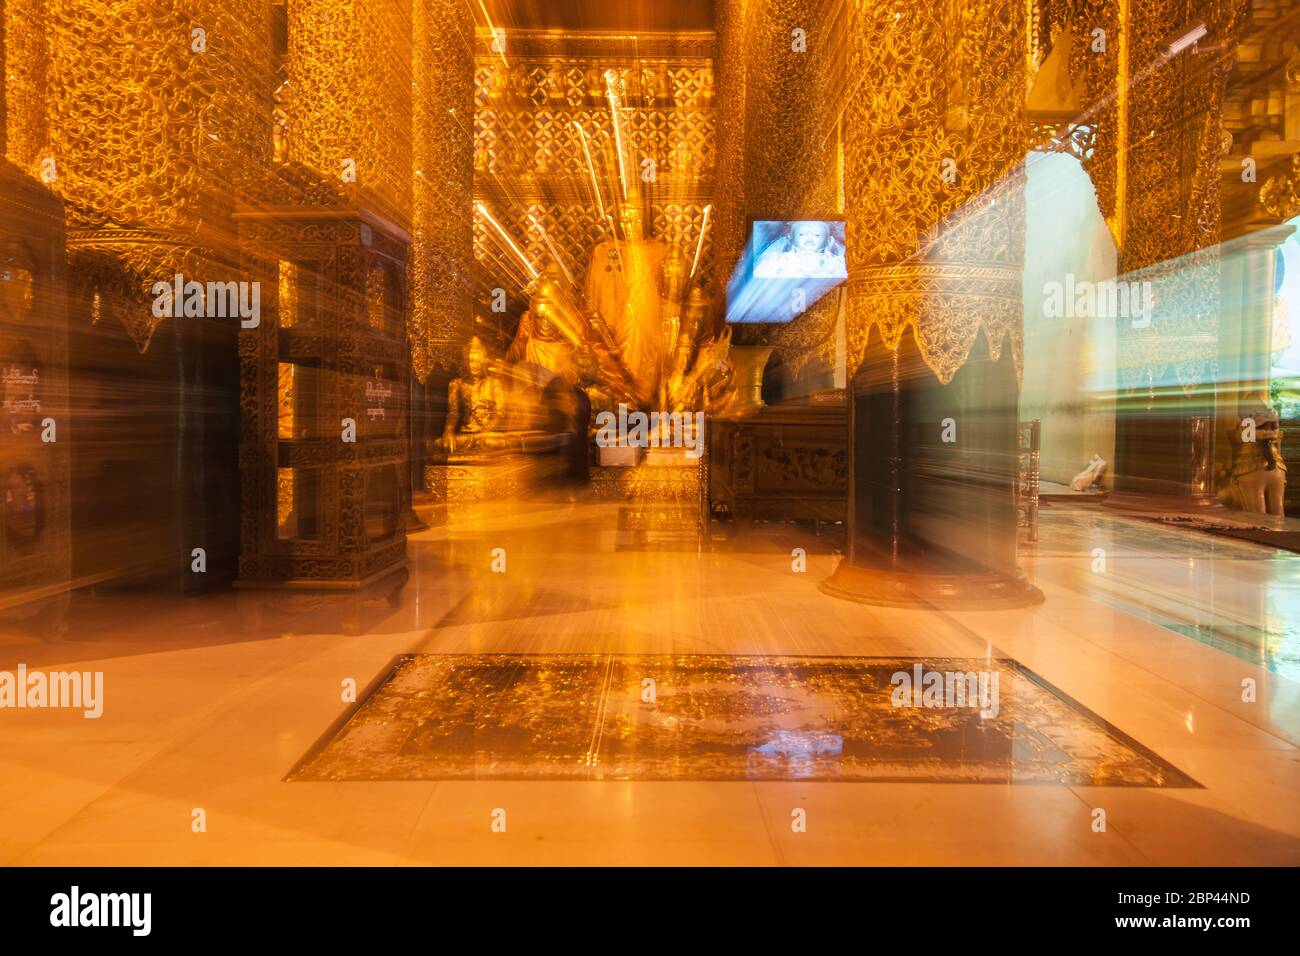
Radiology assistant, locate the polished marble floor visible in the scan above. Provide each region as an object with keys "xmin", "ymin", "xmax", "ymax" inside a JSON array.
[{"xmin": 1, "ymin": 499, "xmax": 1297, "ymax": 865}]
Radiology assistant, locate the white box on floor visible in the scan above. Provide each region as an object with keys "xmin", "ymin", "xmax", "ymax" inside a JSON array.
[{"xmin": 597, "ymin": 444, "xmax": 645, "ymax": 467}]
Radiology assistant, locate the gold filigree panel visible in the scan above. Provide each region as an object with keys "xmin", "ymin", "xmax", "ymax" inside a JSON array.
[
  {"xmin": 1263, "ymin": 152, "xmax": 1300, "ymax": 220},
  {"xmin": 841, "ymin": 0, "xmax": 1029, "ymax": 383},
  {"xmin": 287, "ymin": 0, "xmax": 412, "ymax": 219},
  {"xmin": 712, "ymin": 0, "xmax": 751, "ymax": 290},
  {"xmin": 411, "ymin": 0, "xmax": 475, "ymax": 381},
  {"xmin": 3, "ymin": 0, "xmax": 51, "ymax": 171},
  {"xmin": 32, "ymin": 0, "xmax": 275, "ymax": 349},
  {"xmin": 476, "ymin": 102, "xmax": 714, "ymax": 185},
  {"xmin": 847, "ymin": 262, "xmax": 1026, "ymax": 386}
]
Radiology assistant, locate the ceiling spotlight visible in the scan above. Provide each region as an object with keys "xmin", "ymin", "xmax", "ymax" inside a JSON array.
[{"xmin": 1158, "ymin": 22, "xmax": 1207, "ymax": 58}]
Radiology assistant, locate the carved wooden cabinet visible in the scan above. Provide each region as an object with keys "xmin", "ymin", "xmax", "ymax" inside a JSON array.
[
  {"xmin": 707, "ymin": 395, "xmax": 848, "ymax": 529},
  {"xmin": 235, "ymin": 201, "xmax": 411, "ymax": 588}
]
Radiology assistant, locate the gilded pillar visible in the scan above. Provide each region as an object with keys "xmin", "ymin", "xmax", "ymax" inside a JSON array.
[
  {"xmin": 0, "ymin": 3, "xmax": 276, "ymax": 591},
  {"xmin": 712, "ymin": 0, "xmax": 750, "ymax": 299},
  {"xmin": 822, "ymin": 0, "xmax": 1040, "ymax": 608},
  {"xmin": 38, "ymin": 0, "xmax": 274, "ymax": 349},
  {"xmin": 1094, "ymin": 0, "xmax": 1246, "ymax": 509},
  {"xmin": 410, "ymin": 0, "xmax": 474, "ymax": 383},
  {"xmin": 287, "ymin": 0, "xmax": 411, "ymax": 221},
  {"xmin": 716, "ymin": 0, "xmax": 845, "ymax": 387},
  {"xmin": 741, "ymin": 0, "xmax": 829, "ymax": 221},
  {"xmin": 3, "ymin": 0, "xmax": 51, "ymax": 171},
  {"xmin": 1072, "ymin": 0, "xmax": 1125, "ymax": 246}
]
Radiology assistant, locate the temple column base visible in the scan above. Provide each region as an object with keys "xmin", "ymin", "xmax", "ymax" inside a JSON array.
[
  {"xmin": 403, "ymin": 506, "xmax": 430, "ymax": 532},
  {"xmin": 819, "ymin": 561, "xmax": 1044, "ymax": 611}
]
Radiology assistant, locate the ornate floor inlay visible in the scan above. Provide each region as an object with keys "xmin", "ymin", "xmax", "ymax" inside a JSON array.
[{"xmin": 290, "ymin": 655, "xmax": 1197, "ymax": 786}]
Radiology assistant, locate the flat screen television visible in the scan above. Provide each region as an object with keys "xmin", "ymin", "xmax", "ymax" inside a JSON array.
[{"xmin": 725, "ymin": 218, "xmax": 847, "ymax": 324}]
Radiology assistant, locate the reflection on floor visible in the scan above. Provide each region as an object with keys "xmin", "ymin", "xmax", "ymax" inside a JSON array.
[
  {"xmin": 0, "ymin": 499, "xmax": 1297, "ymax": 865},
  {"xmin": 292, "ymin": 654, "xmax": 1196, "ymax": 786},
  {"xmin": 1035, "ymin": 510, "xmax": 1300, "ymax": 678},
  {"xmin": 614, "ymin": 505, "xmax": 708, "ymax": 552}
]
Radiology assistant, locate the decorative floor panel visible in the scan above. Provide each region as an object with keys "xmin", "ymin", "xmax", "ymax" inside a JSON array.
[{"xmin": 290, "ymin": 655, "xmax": 1196, "ymax": 786}]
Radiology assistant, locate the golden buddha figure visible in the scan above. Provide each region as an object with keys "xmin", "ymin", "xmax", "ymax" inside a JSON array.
[
  {"xmin": 431, "ymin": 336, "xmax": 512, "ymax": 458},
  {"xmin": 584, "ymin": 199, "xmax": 672, "ymax": 403},
  {"xmin": 664, "ymin": 284, "xmax": 710, "ymax": 409},
  {"xmin": 660, "ymin": 244, "xmax": 688, "ymax": 307},
  {"xmin": 656, "ymin": 247, "xmax": 689, "ymax": 406},
  {"xmin": 546, "ymin": 63, "xmax": 568, "ymax": 107},
  {"xmin": 508, "ymin": 262, "xmax": 582, "ymax": 384},
  {"xmin": 515, "ymin": 258, "xmax": 642, "ymax": 407},
  {"xmin": 583, "ymin": 67, "xmax": 605, "ymax": 107}
]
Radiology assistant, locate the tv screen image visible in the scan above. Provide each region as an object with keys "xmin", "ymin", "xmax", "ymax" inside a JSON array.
[
  {"xmin": 726, "ymin": 218, "xmax": 847, "ymax": 324},
  {"xmin": 752, "ymin": 220, "xmax": 847, "ymax": 279}
]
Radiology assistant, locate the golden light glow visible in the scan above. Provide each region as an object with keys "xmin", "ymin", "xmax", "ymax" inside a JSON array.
[{"xmin": 476, "ymin": 201, "xmax": 540, "ymax": 281}]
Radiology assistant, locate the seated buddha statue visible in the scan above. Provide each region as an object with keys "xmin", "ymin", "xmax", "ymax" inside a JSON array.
[
  {"xmin": 507, "ymin": 262, "xmax": 583, "ymax": 385},
  {"xmin": 430, "ymin": 337, "xmax": 516, "ymax": 459}
]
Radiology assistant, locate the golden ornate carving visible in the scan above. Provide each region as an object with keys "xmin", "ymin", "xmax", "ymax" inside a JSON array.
[
  {"xmin": 10, "ymin": 1, "xmax": 275, "ymax": 350},
  {"xmin": 712, "ymin": 0, "xmax": 750, "ymax": 297},
  {"xmin": 846, "ymin": 261, "xmax": 1026, "ymax": 385},
  {"xmin": 1030, "ymin": 120, "xmax": 1097, "ymax": 161},
  {"xmin": 3, "ymin": 0, "xmax": 51, "ymax": 171},
  {"xmin": 1070, "ymin": 0, "xmax": 1122, "ymax": 239},
  {"xmin": 287, "ymin": 0, "xmax": 411, "ymax": 219},
  {"xmin": 236, "ymin": 208, "xmax": 411, "ymax": 588},
  {"xmin": 424, "ymin": 458, "xmax": 537, "ymax": 503},
  {"xmin": 712, "ymin": 0, "xmax": 848, "ymax": 381},
  {"xmin": 411, "ymin": 0, "xmax": 475, "ymax": 381},
  {"xmin": 588, "ymin": 454, "xmax": 704, "ymax": 503},
  {"xmin": 842, "ymin": 0, "xmax": 1029, "ymax": 384},
  {"xmin": 1262, "ymin": 153, "xmax": 1300, "ymax": 221},
  {"xmin": 742, "ymin": 1, "xmax": 832, "ymax": 219}
]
